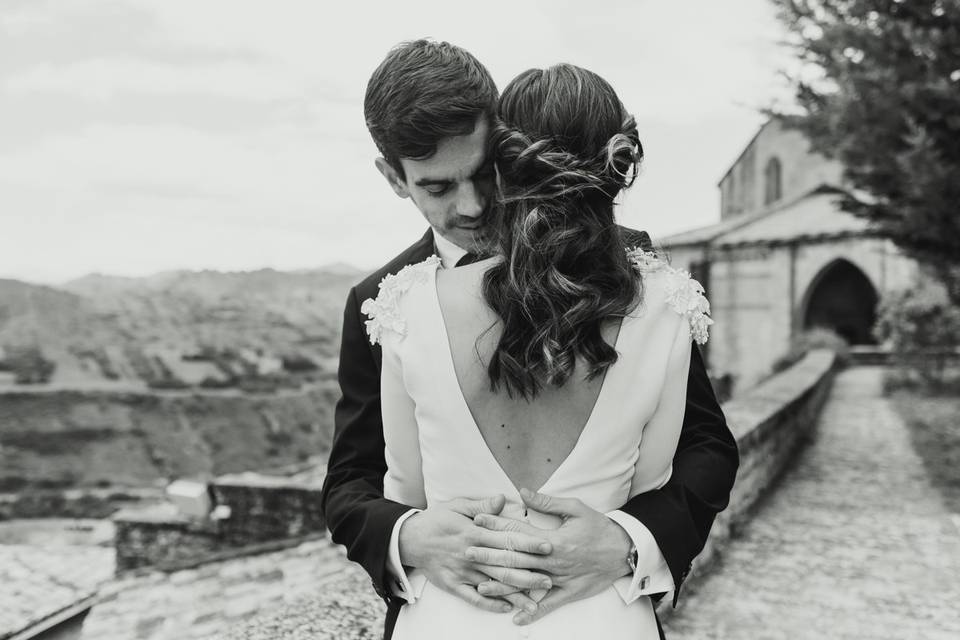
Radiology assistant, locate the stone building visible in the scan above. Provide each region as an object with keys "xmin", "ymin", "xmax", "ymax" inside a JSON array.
[{"xmin": 662, "ymin": 117, "xmax": 918, "ymax": 391}]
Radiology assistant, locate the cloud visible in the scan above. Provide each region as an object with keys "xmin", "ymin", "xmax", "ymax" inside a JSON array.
[
  {"xmin": 4, "ymin": 58, "xmax": 302, "ymax": 102},
  {"xmin": 0, "ymin": 0, "xmax": 796, "ymax": 282}
]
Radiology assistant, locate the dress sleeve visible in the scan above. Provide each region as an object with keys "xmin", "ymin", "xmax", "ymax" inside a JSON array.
[
  {"xmin": 381, "ymin": 331, "xmax": 427, "ymax": 509},
  {"xmin": 629, "ymin": 317, "xmax": 693, "ymax": 495}
]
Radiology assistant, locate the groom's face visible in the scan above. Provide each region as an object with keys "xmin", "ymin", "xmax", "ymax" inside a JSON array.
[{"xmin": 377, "ymin": 117, "xmax": 494, "ymax": 252}]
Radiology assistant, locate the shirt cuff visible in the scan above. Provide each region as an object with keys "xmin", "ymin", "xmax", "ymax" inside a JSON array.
[
  {"xmin": 387, "ymin": 508, "xmax": 427, "ymax": 603},
  {"xmin": 606, "ymin": 509, "xmax": 675, "ymax": 604}
]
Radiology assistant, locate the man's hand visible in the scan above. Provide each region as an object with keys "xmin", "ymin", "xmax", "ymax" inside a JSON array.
[
  {"xmin": 468, "ymin": 488, "xmax": 632, "ymax": 625},
  {"xmin": 398, "ymin": 494, "xmax": 554, "ymax": 614}
]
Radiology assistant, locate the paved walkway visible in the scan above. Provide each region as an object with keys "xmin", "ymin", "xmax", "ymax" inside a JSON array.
[{"xmin": 663, "ymin": 367, "xmax": 960, "ymax": 640}]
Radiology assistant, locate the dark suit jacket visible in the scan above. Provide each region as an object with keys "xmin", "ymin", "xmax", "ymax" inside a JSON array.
[{"xmin": 319, "ymin": 227, "xmax": 739, "ymax": 639}]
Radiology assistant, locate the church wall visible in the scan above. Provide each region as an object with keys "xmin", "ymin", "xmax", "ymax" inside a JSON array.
[
  {"xmin": 706, "ymin": 248, "xmax": 781, "ymax": 388},
  {"xmin": 794, "ymin": 238, "xmax": 918, "ymax": 322},
  {"xmin": 719, "ymin": 120, "xmax": 844, "ymax": 220},
  {"xmin": 706, "ymin": 236, "xmax": 918, "ymax": 393}
]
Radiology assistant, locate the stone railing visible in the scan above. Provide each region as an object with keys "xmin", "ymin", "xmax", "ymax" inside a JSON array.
[
  {"xmin": 222, "ymin": 349, "xmax": 837, "ymax": 638},
  {"xmin": 658, "ymin": 348, "xmax": 836, "ymax": 616}
]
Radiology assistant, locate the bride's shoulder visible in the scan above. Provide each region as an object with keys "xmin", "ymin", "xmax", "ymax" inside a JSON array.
[
  {"xmin": 360, "ymin": 255, "xmax": 441, "ymax": 345},
  {"xmin": 625, "ymin": 247, "xmax": 713, "ymax": 345}
]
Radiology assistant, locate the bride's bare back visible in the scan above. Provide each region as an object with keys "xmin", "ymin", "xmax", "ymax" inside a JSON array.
[{"xmin": 436, "ymin": 258, "xmax": 622, "ymax": 493}]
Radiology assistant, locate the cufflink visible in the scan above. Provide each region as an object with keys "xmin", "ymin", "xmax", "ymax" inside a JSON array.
[
  {"xmin": 640, "ymin": 576, "xmax": 650, "ymax": 590},
  {"xmin": 626, "ymin": 544, "xmax": 639, "ymax": 573}
]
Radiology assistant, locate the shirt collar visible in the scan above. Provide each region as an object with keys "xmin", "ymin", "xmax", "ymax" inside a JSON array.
[{"xmin": 431, "ymin": 229, "xmax": 469, "ymax": 269}]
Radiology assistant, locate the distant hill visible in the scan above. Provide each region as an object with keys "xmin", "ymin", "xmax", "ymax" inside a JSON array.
[
  {"xmin": 1, "ymin": 265, "xmax": 364, "ymax": 388},
  {"xmin": 0, "ymin": 384, "xmax": 340, "ymax": 494},
  {"xmin": 0, "ymin": 279, "xmax": 101, "ymax": 349},
  {"xmin": 0, "ymin": 266, "xmax": 364, "ymax": 506}
]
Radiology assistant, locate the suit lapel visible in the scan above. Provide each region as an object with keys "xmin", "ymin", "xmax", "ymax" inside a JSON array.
[{"xmin": 407, "ymin": 228, "xmax": 435, "ymax": 263}]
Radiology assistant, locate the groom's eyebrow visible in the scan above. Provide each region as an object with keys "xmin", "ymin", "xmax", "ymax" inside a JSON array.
[{"xmin": 414, "ymin": 177, "xmax": 451, "ymax": 186}]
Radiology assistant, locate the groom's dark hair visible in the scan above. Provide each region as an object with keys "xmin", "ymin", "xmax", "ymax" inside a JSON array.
[{"xmin": 364, "ymin": 39, "xmax": 498, "ymax": 179}]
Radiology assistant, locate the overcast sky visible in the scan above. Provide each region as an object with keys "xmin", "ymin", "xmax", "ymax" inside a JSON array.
[{"xmin": 0, "ymin": 0, "xmax": 794, "ymax": 284}]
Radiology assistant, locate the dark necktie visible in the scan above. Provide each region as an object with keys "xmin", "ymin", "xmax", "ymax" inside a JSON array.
[{"xmin": 455, "ymin": 252, "xmax": 481, "ymax": 268}]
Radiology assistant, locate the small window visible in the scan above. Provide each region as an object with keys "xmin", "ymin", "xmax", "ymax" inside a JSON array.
[{"xmin": 764, "ymin": 157, "xmax": 782, "ymax": 205}]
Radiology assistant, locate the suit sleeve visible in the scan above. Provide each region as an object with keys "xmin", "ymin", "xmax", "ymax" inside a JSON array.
[
  {"xmin": 617, "ymin": 341, "xmax": 739, "ymax": 605},
  {"xmin": 319, "ymin": 287, "xmax": 414, "ymax": 603}
]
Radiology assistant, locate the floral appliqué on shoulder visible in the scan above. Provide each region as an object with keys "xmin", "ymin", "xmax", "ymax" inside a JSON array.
[
  {"xmin": 360, "ymin": 255, "xmax": 441, "ymax": 345},
  {"xmin": 626, "ymin": 247, "xmax": 713, "ymax": 345}
]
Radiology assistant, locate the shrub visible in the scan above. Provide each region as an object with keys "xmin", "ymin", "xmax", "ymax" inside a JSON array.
[
  {"xmin": 875, "ymin": 280, "xmax": 960, "ymax": 391},
  {"xmin": 4, "ymin": 346, "xmax": 56, "ymax": 384}
]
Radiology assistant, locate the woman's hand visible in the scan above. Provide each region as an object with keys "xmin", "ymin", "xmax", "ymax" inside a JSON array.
[
  {"xmin": 469, "ymin": 489, "xmax": 633, "ymax": 625},
  {"xmin": 398, "ymin": 494, "xmax": 554, "ymax": 614}
]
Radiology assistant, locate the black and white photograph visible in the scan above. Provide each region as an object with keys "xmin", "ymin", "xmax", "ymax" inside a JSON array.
[{"xmin": 1, "ymin": 1, "xmax": 959, "ymax": 639}]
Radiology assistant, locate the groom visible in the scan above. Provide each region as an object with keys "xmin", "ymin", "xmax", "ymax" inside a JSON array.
[{"xmin": 320, "ymin": 39, "xmax": 738, "ymax": 639}]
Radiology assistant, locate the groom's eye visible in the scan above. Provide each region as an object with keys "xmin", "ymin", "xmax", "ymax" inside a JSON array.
[{"xmin": 424, "ymin": 184, "xmax": 451, "ymax": 197}]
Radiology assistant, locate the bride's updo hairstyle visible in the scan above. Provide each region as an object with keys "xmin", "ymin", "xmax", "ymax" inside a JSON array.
[{"xmin": 483, "ymin": 64, "xmax": 644, "ymax": 399}]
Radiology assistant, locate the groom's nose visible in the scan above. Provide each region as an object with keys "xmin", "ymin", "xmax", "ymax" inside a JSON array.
[{"xmin": 456, "ymin": 181, "xmax": 484, "ymax": 219}]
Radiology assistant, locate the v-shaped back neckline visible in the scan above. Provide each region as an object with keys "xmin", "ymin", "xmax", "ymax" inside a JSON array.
[{"xmin": 428, "ymin": 260, "xmax": 627, "ymax": 498}]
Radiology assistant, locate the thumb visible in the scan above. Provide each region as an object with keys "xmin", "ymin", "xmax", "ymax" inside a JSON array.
[
  {"xmin": 449, "ymin": 494, "xmax": 506, "ymax": 518},
  {"xmin": 519, "ymin": 488, "xmax": 579, "ymax": 517}
]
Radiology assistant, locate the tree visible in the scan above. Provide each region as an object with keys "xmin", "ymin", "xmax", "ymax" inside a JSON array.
[
  {"xmin": 772, "ymin": 0, "xmax": 960, "ymax": 303},
  {"xmin": 875, "ymin": 278, "xmax": 960, "ymax": 387}
]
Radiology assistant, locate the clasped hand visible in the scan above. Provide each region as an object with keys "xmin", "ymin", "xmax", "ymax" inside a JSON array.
[{"xmin": 399, "ymin": 489, "xmax": 632, "ymax": 625}]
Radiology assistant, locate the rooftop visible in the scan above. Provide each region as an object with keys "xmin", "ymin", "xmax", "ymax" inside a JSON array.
[
  {"xmin": 661, "ymin": 185, "xmax": 876, "ymax": 249},
  {"xmin": 0, "ymin": 543, "xmax": 115, "ymax": 639}
]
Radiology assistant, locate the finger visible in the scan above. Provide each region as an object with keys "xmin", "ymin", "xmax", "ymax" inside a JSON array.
[
  {"xmin": 518, "ymin": 488, "xmax": 583, "ymax": 518},
  {"xmin": 466, "ymin": 546, "xmax": 550, "ymax": 571},
  {"xmin": 452, "ymin": 583, "xmax": 513, "ymax": 614},
  {"xmin": 513, "ymin": 586, "xmax": 568, "ymax": 625},
  {"xmin": 474, "ymin": 513, "xmax": 552, "ymax": 541},
  {"xmin": 449, "ymin": 494, "xmax": 506, "ymax": 518},
  {"xmin": 475, "ymin": 580, "xmax": 523, "ymax": 597},
  {"xmin": 502, "ymin": 591, "xmax": 540, "ymax": 616},
  {"xmin": 475, "ymin": 564, "xmax": 552, "ymax": 591},
  {"xmin": 473, "ymin": 523, "xmax": 552, "ymax": 555}
]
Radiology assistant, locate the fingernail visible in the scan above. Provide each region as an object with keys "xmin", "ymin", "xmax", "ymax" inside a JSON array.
[
  {"xmin": 524, "ymin": 602, "xmax": 537, "ymax": 614},
  {"xmin": 519, "ymin": 488, "xmax": 532, "ymax": 499},
  {"xmin": 474, "ymin": 515, "xmax": 487, "ymax": 526},
  {"xmin": 538, "ymin": 542, "xmax": 551, "ymax": 553},
  {"xmin": 539, "ymin": 580, "xmax": 552, "ymax": 590},
  {"xmin": 500, "ymin": 603, "xmax": 513, "ymax": 613},
  {"xmin": 477, "ymin": 584, "xmax": 488, "ymax": 594},
  {"xmin": 465, "ymin": 548, "xmax": 477, "ymax": 560}
]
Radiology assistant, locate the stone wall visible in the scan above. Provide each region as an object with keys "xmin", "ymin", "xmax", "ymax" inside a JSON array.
[
  {"xmin": 658, "ymin": 349, "xmax": 836, "ymax": 618},
  {"xmin": 112, "ymin": 473, "xmax": 325, "ymax": 572}
]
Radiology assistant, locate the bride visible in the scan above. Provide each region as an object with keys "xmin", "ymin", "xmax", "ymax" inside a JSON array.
[{"xmin": 362, "ymin": 63, "xmax": 710, "ymax": 639}]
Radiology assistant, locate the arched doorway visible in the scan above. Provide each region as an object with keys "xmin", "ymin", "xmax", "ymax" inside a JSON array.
[{"xmin": 802, "ymin": 259, "xmax": 879, "ymax": 344}]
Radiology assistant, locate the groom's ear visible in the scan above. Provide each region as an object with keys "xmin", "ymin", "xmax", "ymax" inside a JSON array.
[{"xmin": 375, "ymin": 157, "xmax": 411, "ymax": 199}]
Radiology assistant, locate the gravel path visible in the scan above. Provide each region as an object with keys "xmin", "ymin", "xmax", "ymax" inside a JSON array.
[{"xmin": 663, "ymin": 367, "xmax": 960, "ymax": 640}]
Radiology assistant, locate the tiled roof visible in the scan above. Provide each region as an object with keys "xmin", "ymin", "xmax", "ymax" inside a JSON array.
[
  {"xmin": 79, "ymin": 537, "xmax": 356, "ymax": 640},
  {"xmin": 660, "ymin": 185, "xmax": 874, "ymax": 249},
  {"xmin": 659, "ymin": 207, "xmax": 775, "ymax": 247},
  {"xmin": 714, "ymin": 189, "xmax": 872, "ymax": 246},
  {"xmin": 0, "ymin": 544, "xmax": 115, "ymax": 639}
]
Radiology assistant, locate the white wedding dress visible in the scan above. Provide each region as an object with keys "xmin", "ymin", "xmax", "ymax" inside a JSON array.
[{"xmin": 363, "ymin": 249, "xmax": 710, "ymax": 640}]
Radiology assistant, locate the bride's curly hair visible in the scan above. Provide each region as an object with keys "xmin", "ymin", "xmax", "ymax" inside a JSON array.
[{"xmin": 482, "ymin": 64, "xmax": 644, "ymax": 399}]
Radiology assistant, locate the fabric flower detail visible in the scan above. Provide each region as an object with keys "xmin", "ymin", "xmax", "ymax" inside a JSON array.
[
  {"xmin": 626, "ymin": 247, "xmax": 713, "ymax": 345},
  {"xmin": 361, "ymin": 255, "xmax": 441, "ymax": 345}
]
